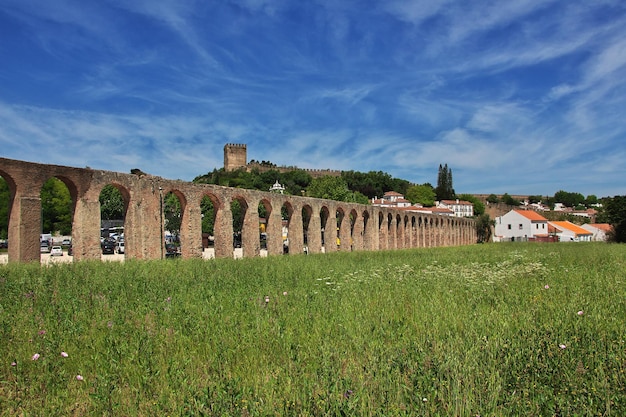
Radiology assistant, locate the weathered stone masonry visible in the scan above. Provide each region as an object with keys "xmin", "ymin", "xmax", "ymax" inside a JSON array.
[{"xmin": 0, "ymin": 157, "xmax": 476, "ymax": 263}]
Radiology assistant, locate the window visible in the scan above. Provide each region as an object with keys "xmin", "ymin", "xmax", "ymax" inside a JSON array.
[
  {"xmin": 519, "ymin": 224, "xmax": 523, "ymax": 230},
  {"xmin": 507, "ymin": 224, "xmax": 511, "ymax": 230}
]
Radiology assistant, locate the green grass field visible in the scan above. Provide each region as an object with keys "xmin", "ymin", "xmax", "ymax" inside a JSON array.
[{"xmin": 1, "ymin": 243, "xmax": 625, "ymax": 416}]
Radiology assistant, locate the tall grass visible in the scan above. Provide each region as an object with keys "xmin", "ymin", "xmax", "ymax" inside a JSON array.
[{"xmin": 1, "ymin": 243, "xmax": 625, "ymax": 416}]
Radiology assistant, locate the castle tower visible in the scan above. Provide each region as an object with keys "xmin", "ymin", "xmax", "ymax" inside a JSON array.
[{"xmin": 224, "ymin": 143, "xmax": 247, "ymax": 171}]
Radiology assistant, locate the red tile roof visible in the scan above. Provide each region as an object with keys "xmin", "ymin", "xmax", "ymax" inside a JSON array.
[
  {"xmin": 550, "ymin": 221, "xmax": 593, "ymax": 236},
  {"xmin": 514, "ymin": 209, "xmax": 548, "ymax": 222},
  {"xmin": 589, "ymin": 223, "xmax": 612, "ymax": 232}
]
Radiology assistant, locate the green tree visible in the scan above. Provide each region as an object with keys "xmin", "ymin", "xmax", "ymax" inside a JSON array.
[
  {"xmin": 486, "ymin": 194, "xmax": 499, "ymax": 204},
  {"xmin": 99, "ymin": 184, "xmax": 125, "ymax": 221},
  {"xmin": 603, "ymin": 196, "xmax": 626, "ymax": 243},
  {"xmin": 475, "ymin": 213, "xmax": 494, "ymax": 243},
  {"xmin": 281, "ymin": 170, "xmax": 313, "ymax": 195},
  {"xmin": 41, "ymin": 178, "xmax": 73, "ymax": 235},
  {"xmin": 585, "ymin": 194, "xmax": 599, "ymax": 206},
  {"xmin": 458, "ymin": 193, "xmax": 485, "ymax": 216},
  {"xmin": 553, "ymin": 190, "xmax": 585, "ymax": 208},
  {"xmin": 501, "ymin": 193, "xmax": 521, "ymax": 206},
  {"xmin": 307, "ymin": 176, "xmax": 367, "ymax": 203},
  {"xmin": 406, "ymin": 184, "xmax": 436, "ymax": 207},
  {"xmin": 163, "ymin": 192, "xmax": 182, "ymax": 238},
  {"xmin": 435, "ymin": 164, "xmax": 455, "ymax": 201}
]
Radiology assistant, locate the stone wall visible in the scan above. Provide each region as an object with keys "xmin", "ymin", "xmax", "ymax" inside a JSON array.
[{"xmin": 0, "ymin": 156, "xmax": 476, "ymax": 263}]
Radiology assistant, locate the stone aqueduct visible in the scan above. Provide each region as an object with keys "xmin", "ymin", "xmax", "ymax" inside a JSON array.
[{"xmin": 1, "ymin": 157, "xmax": 476, "ymax": 263}]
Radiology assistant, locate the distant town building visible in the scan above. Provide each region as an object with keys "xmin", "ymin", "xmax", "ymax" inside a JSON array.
[
  {"xmin": 548, "ymin": 221, "xmax": 593, "ymax": 242},
  {"xmin": 581, "ymin": 223, "xmax": 612, "ymax": 241},
  {"xmin": 494, "ymin": 209, "xmax": 549, "ymax": 242},
  {"xmin": 371, "ymin": 191, "xmax": 413, "ymax": 208},
  {"xmin": 436, "ymin": 199, "xmax": 474, "ymax": 217}
]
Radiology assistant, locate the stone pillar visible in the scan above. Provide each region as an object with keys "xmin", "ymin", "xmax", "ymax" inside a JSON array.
[
  {"xmin": 240, "ymin": 199, "xmax": 259, "ymax": 258},
  {"xmin": 8, "ymin": 194, "xmax": 40, "ymax": 263},
  {"xmin": 379, "ymin": 213, "xmax": 388, "ymax": 250},
  {"xmin": 307, "ymin": 207, "xmax": 322, "ymax": 254},
  {"xmin": 325, "ymin": 210, "xmax": 337, "ymax": 253},
  {"xmin": 181, "ymin": 193, "xmax": 203, "ymax": 259},
  {"xmin": 352, "ymin": 212, "xmax": 364, "ymax": 251},
  {"xmin": 214, "ymin": 203, "xmax": 233, "ymax": 258},
  {"xmin": 288, "ymin": 204, "xmax": 304, "ymax": 255},
  {"xmin": 266, "ymin": 204, "xmax": 283, "ymax": 256},
  {"xmin": 72, "ymin": 195, "xmax": 102, "ymax": 261}
]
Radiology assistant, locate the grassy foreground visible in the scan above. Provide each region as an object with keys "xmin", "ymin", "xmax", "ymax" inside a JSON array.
[{"xmin": 1, "ymin": 243, "xmax": 625, "ymax": 416}]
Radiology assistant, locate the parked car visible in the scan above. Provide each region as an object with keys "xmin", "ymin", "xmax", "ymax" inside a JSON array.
[
  {"xmin": 50, "ymin": 246, "xmax": 63, "ymax": 256},
  {"xmin": 62, "ymin": 238, "xmax": 71, "ymax": 246},
  {"xmin": 40, "ymin": 242, "xmax": 50, "ymax": 253},
  {"xmin": 117, "ymin": 241, "xmax": 125, "ymax": 254},
  {"xmin": 101, "ymin": 239, "xmax": 116, "ymax": 255},
  {"xmin": 68, "ymin": 245, "xmax": 73, "ymax": 256},
  {"xmin": 165, "ymin": 243, "xmax": 180, "ymax": 258},
  {"xmin": 0, "ymin": 240, "xmax": 7, "ymax": 249}
]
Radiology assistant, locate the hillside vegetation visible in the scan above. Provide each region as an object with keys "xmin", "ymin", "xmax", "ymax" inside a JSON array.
[{"xmin": 1, "ymin": 243, "xmax": 625, "ymax": 415}]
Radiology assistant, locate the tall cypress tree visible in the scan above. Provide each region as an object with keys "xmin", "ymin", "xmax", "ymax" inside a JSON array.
[{"xmin": 435, "ymin": 163, "xmax": 455, "ymax": 201}]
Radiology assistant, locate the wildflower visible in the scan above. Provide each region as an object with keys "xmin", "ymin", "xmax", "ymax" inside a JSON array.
[
  {"xmin": 544, "ymin": 285, "xmax": 550, "ymax": 289},
  {"xmin": 76, "ymin": 375, "xmax": 84, "ymax": 381},
  {"xmin": 344, "ymin": 389, "xmax": 353, "ymax": 399},
  {"xmin": 61, "ymin": 351, "xmax": 69, "ymax": 358},
  {"xmin": 423, "ymin": 398, "xmax": 428, "ymax": 402},
  {"xmin": 166, "ymin": 296, "xmax": 172, "ymax": 302},
  {"xmin": 11, "ymin": 361, "xmax": 17, "ymax": 367},
  {"xmin": 38, "ymin": 329, "xmax": 46, "ymax": 335},
  {"xmin": 577, "ymin": 310, "xmax": 584, "ymax": 316},
  {"xmin": 107, "ymin": 321, "xmax": 113, "ymax": 328},
  {"xmin": 283, "ymin": 291, "xmax": 288, "ymax": 296},
  {"xmin": 264, "ymin": 296, "xmax": 270, "ymax": 303},
  {"xmin": 32, "ymin": 353, "xmax": 40, "ymax": 361},
  {"xmin": 559, "ymin": 344, "xmax": 567, "ymax": 349}
]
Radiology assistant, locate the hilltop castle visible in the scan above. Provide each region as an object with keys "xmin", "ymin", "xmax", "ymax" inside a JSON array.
[{"xmin": 223, "ymin": 143, "xmax": 342, "ymax": 178}]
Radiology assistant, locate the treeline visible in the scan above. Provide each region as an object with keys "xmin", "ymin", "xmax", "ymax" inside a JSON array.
[
  {"xmin": 486, "ymin": 190, "xmax": 600, "ymax": 209},
  {"xmin": 193, "ymin": 167, "xmax": 417, "ymax": 204}
]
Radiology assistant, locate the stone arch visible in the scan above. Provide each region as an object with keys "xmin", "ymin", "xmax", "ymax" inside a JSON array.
[
  {"xmin": 199, "ymin": 193, "xmax": 219, "ymax": 259},
  {"xmin": 282, "ymin": 201, "xmax": 294, "ymax": 254},
  {"xmin": 349, "ymin": 208, "xmax": 359, "ymax": 251},
  {"xmin": 231, "ymin": 194, "xmax": 258, "ymax": 258},
  {"xmin": 321, "ymin": 205, "xmax": 337, "ymax": 253},
  {"xmin": 161, "ymin": 189, "xmax": 187, "ymax": 258},
  {"xmin": 39, "ymin": 175, "xmax": 78, "ymax": 264},
  {"xmin": 336, "ymin": 206, "xmax": 347, "ymax": 251},
  {"xmin": 98, "ymin": 182, "xmax": 130, "ymax": 259},
  {"xmin": 0, "ymin": 171, "xmax": 16, "ymax": 262},
  {"xmin": 301, "ymin": 204, "xmax": 314, "ymax": 254},
  {"xmin": 361, "ymin": 209, "xmax": 372, "ymax": 251}
]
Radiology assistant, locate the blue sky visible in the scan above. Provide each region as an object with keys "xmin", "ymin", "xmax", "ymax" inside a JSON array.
[{"xmin": 1, "ymin": 0, "xmax": 625, "ymax": 198}]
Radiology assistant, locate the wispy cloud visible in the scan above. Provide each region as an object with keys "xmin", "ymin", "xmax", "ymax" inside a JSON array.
[{"xmin": 1, "ymin": 0, "xmax": 625, "ymax": 197}]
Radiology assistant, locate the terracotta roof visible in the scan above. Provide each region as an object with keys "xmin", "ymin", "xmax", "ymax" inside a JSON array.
[
  {"xmin": 440, "ymin": 199, "xmax": 472, "ymax": 205},
  {"xmin": 550, "ymin": 221, "xmax": 593, "ymax": 236},
  {"xmin": 514, "ymin": 209, "xmax": 548, "ymax": 222},
  {"xmin": 589, "ymin": 223, "xmax": 612, "ymax": 232},
  {"xmin": 383, "ymin": 191, "xmax": 403, "ymax": 197}
]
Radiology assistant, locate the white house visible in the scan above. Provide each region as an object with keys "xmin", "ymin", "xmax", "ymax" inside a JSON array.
[
  {"xmin": 372, "ymin": 191, "xmax": 413, "ymax": 208},
  {"xmin": 548, "ymin": 221, "xmax": 593, "ymax": 242},
  {"xmin": 494, "ymin": 209, "xmax": 549, "ymax": 241},
  {"xmin": 436, "ymin": 199, "xmax": 474, "ymax": 217},
  {"xmin": 581, "ymin": 223, "xmax": 612, "ymax": 241}
]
